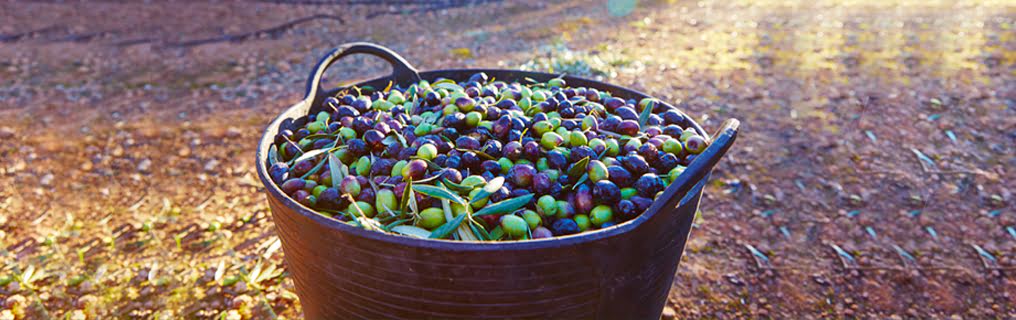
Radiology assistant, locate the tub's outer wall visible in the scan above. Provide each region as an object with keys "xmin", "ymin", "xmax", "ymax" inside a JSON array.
[{"xmin": 257, "ymin": 48, "xmax": 738, "ymax": 320}]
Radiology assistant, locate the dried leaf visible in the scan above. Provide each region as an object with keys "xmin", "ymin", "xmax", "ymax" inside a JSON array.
[
  {"xmin": 434, "ymin": 82, "xmax": 464, "ymax": 92},
  {"xmin": 392, "ymin": 225, "xmax": 431, "ymax": 238},
  {"xmin": 328, "ymin": 153, "xmax": 344, "ymax": 188},
  {"xmin": 268, "ymin": 145, "xmax": 279, "ymax": 166}
]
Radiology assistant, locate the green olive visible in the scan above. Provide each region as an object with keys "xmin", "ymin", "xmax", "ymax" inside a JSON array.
[
  {"xmin": 312, "ymin": 185, "xmax": 328, "ymax": 198},
  {"xmin": 620, "ymin": 187, "xmax": 637, "ymax": 200},
  {"xmin": 339, "ymin": 127, "xmax": 357, "ymax": 141},
  {"xmin": 391, "ymin": 160, "xmax": 407, "ymax": 177},
  {"xmin": 461, "ymin": 175, "xmax": 487, "ymax": 188},
  {"xmin": 469, "ymin": 189, "xmax": 488, "ymax": 209},
  {"xmin": 587, "ymin": 160, "xmax": 609, "ymax": 182},
  {"xmin": 662, "ymin": 138, "xmax": 683, "ymax": 155},
  {"xmin": 375, "ymin": 189, "xmax": 397, "ymax": 214},
  {"xmin": 501, "ymin": 215, "xmax": 529, "ymax": 238},
  {"xmin": 605, "ymin": 139, "xmax": 620, "ymax": 156},
  {"xmin": 497, "ymin": 158, "xmax": 513, "ymax": 174},
  {"xmin": 352, "ymin": 201, "xmax": 375, "ymax": 218},
  {"xmin": 541, "ymin": 132, "xmax": 564, "ymax": 149},
  {"xmin": 574, "ymin": 214, "xmax": 591, "ymax": 231},
  {"xmin": 532, "ymin": 121, "xmax": 554, "ymax": 136},
  {"xmin": 537, "ymin": 195, "xmax": 557, "ymax": 217},
  {"xmin": 418, "ymin": 207, "xmax": 446, "ymax": 230},
  {"xmin": 355, "ymin": 156, "xmax": 371, "ymax": 176},
  {"xmin": 569, "ymin": 130, "xmax": 588, "ymax": 147},
  {"xmin": 590, "ymin": 205, "xmax": 613, "ymax": 227},
  {"xmin": 465, "ymin": 112, "xmax": 483, "ymax": 127},
  {"xmin": 668, "ymin": 166, "xmax": 686, "ymax": 183},
  {"xmin": 521, "ymin": 210, "xmax": 542, "ymax": 230},
  {"xmin": 307, "ymin": 121, "xmax": 326, "ymax": 133},
  {"xmin": 418, "ymin": 144, "xmax": 438, "ymax": 160}
]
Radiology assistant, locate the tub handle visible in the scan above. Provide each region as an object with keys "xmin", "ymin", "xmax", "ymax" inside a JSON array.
[
  {"xmin": 643, "ymin": 118, "xmax": 740, "ymax": 220},
  {"xmin": 303, "ymin": 42, "xmax": 422, "ymax": 103}
]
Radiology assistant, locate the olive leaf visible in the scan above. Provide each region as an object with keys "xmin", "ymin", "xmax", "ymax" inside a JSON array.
[
  {"xmin": 488, "ymin": 226, "xmax": 505, "ymax": 240},
  {"xmin": 391, "ymin": 225, "xmax": 431, "ymax": 238},
  {"xmin": 469, "ymin": 176, "xmax": 504, "ymax": 205},
  {"xmin": 571, "ymin": 173, "xmax": 589, "ymax": 190},
  {"xmin": 268, "ymin": 145, "xmax": 279, "ymax": 166},
  {"xmin": 473, "ymin": 194, "xmax": 534, "ymax": 217},
  {"xmin": 442, "ymin": 178, "xmax": 473, "ymax": 194},
  {"xmin": 413, "ymin": 184, "xmax": 467, "ymax": 206},
  {"xmin": 429, "ymin": 212, "xmax": 467, "ymax": 239},
  {"xmin": 399, "ymin": 178, "xmax": 413, "ymax": 214},
  {"xmin": 328, "ymin": 153, "xmax": 344, "ymax": 188},
  {"xmin": 289, "ymin": 148, "xmax": 326, "ymax": 166},
  {"xmin": 434, "ymin": 82, "xmax": 464, "ymax": 92},
  {"xmin": 638, "ymin": 99, "xmax": 655, "ymax": 130},
  {"xmin": 568, "ymin": 157, "xmax": 590, "ymax": 183},
  {"xmin": 383, "ymin": 80, "xmax": 394, "ymax": 93},
  {"xmin": 300, "ymin": 159, "xmax": 328, "ymax": 179},
  {"xmin": 468, "ymin": 220, "xmax": 490, "ymax": 241}
]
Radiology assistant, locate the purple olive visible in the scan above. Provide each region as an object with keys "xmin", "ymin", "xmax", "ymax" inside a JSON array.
[
  {"xmin": 638, "ymin": 143, "xmax": 659, "ymax": 164},
  {"xmin": 615, "ymin": 199, "xmax": 637, "ymax": 220},
  {"xmin": 616, "ymin": 120, "xmax": 640, "ymax": 136},
  {"xmin": 630, "ymin": 196, "xmax": 653, "ymax": 213},
  {"xmin": 634, "ymin": 173, "xmax": 665, "ymax": 197},
  {"xmin": 442, "ymin": 168, "xmax": 463, "ymax": 183},
  {"xmin": 532, "ymin": 173, "xmax": 553, "ymax": 195},
  {"xmin": 574, "ymin": 184, "xmax": 594, "ymax": 215},
  {"xmin": 607, "ymin": 166, "xmax": 633, "ymax": 187},
  {"xmin": 509, "ymin": 164, "xmax": 536, "ymax": 187},
  {"xmin": 481, "ymin": 160, "xmax": 501, "ymax": 174},
  {"xmin": 281, "ymin": 178, "xmax": 306, "ymax": 195},
  {"xmin": 317, "ymin": 187, "xmax": 344, "ymax": 210},
  {"xmin": 455, "ymin": 136, "xmax": 481, "ymax": 150},
  {"xmin": 592, "ymin": 180, "xmax": 621, "ymax": 204},
  {"xmin": 503, "ymin": 141, "xmax": 523, "ymax": 161},
  {"xmin": 532, "ymin": 226, "xmax": 553, "ymax": 239},
  {"xmin": 523, "ymin": 141, "xmax": 541, "ymax": 160},
  {"xmin": 291, "ymin": 160, "xmax": 314, "ymax": 177},
  {"xmin": 348, "ymin": 139, "xmax": 368, "ymax": 157},
  {"xmin": 621, "ymin": 155, "xmax": 650, "ymax": 176},
  {"xmin": 402, "ymin": 160, "xmax": 428, "ymax": 181},
  {"xmin": 269, "ymin": 162, "xmax": 289, "ymax": 183}
]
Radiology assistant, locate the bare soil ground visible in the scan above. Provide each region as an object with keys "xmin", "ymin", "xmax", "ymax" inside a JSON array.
[{"xmin": 1, "ymin": 0, "xmax": 1013, "ymax": 318}]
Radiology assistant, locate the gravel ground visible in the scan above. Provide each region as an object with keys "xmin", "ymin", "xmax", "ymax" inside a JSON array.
[{"xmin": 1, "ymin": 0, "xmax": 1013, "ymax": 318}]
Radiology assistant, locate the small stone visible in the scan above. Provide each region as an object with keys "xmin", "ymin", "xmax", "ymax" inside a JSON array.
[
  {"xmin": 0, "ymin": 127, "xmax": 14, "ymax": 139},
  {"xmin": 137, "ymin": 159, "xmax": 152, "ymax": 173}
]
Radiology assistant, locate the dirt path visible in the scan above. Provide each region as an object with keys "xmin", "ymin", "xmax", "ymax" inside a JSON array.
[{"xmin": 1, "ymin": 0, "xmax": 1013, "ymax": 318}]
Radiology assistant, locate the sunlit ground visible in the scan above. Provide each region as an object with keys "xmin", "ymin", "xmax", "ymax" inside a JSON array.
[{"xmin": 0, "ymin": 0, "xmax": 1013, "ymax": 318}]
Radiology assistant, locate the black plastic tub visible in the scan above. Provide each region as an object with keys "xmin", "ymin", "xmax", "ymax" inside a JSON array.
[{"xmin": 255, "ymin": 42, "xmax": 739, "ymax": 319}]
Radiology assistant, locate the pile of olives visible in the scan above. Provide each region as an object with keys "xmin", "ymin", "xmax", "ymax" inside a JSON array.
[{"xmin": 267, "ymin": 73, "xmax": 708, "ymax": 241}]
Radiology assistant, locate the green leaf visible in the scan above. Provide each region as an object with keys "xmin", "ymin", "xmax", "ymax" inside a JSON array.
[
  {"xmin": 473, "ymin": 194, "xmax": 534, "ymax": 217},
  {"xmin": 392, "ymin": 225, "xmax": 431, "ymax": 238},
  {"xmin": 400, "ymin": 179, "xmax": 413, "ymax": 214},
  {"xmin": 328, "ymin": 153, "xmax": 344, "ymax": 188},
  {"xmin": 442, "ymin": 178, "xmax": 473, "ymax": 194},
  {"xmin": 638, "ymin": 99, "xmax": 655, "ymax": 129},
  {"xmin": 469, "ymin": 176, "xmax": 504, "ymax": 205},
  {"xmin": 568, "ymin": 157, "xmax": 590, "ymax": 182},
  {"xmin": 468, "ymin": 220, "xmax": 490, "ymax": 241},
  {"xmin": 413, "ymin": 184, "xmax": 468, "ymax": 206},
  {"xmin": 429, "ymin": 213, "xmax": 467, "ymax": 239},
  {"xmin": 434, "ymin": 82, "xmax": 464, "ymax": 92},
  {"xmin": 300, "ymin": 159, "xmax": 328, "ymax": 179},
  {"xmin": 571, "ymin": 173, "xmax": 588, "ymax": 190},
  {"xmin": 488, "ymin": 226, "xmax": 505, "ymax": 240},
  {"xmin": 268, "ymin": 145, "xmax": 279, "ymax": 166}
]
